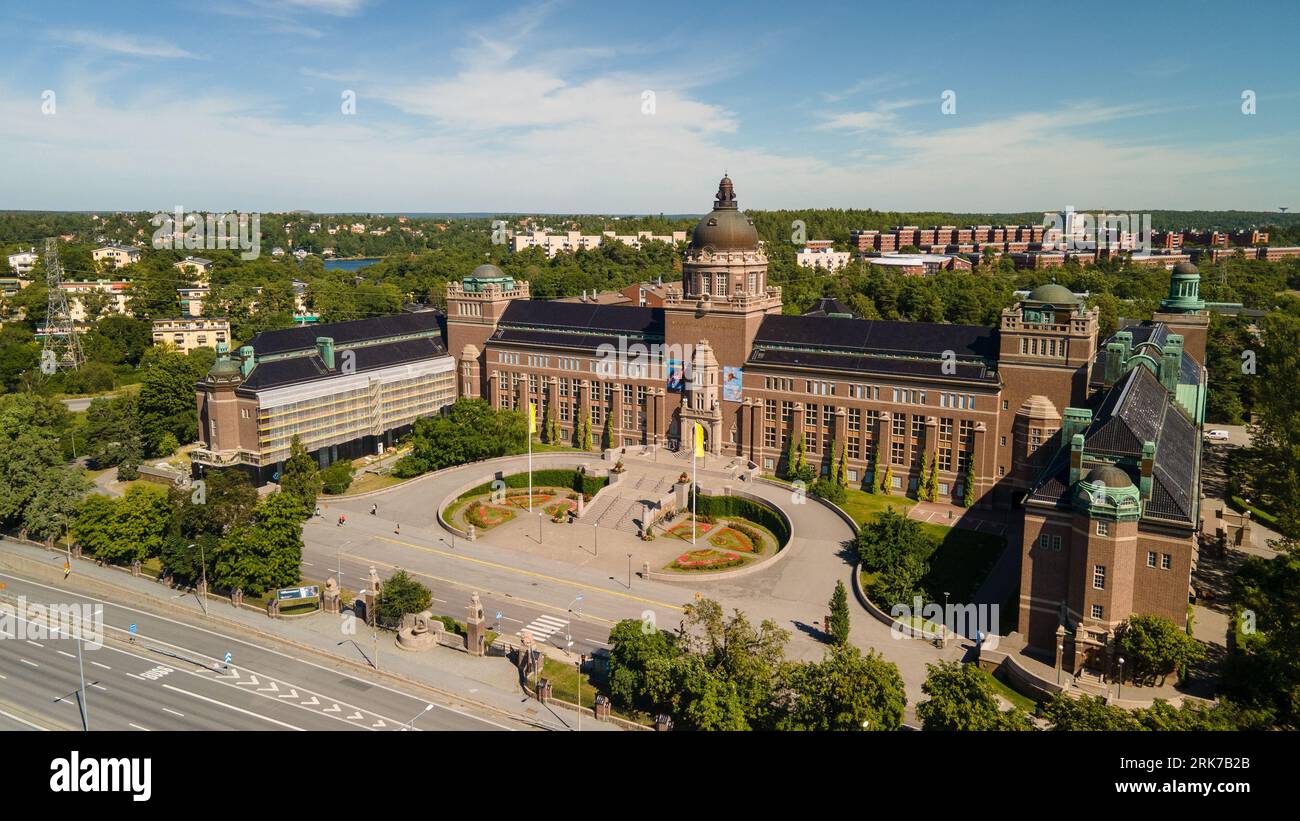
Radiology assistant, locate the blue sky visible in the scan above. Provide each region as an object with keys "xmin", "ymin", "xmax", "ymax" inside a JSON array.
[{"xmin": 1, "ymin": 0, "xmax": 1297, "ymax": 213}]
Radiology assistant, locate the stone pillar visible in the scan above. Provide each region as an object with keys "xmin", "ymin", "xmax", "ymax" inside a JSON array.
[
  {"xmin": 322, "ymin": 578, "xmax": 341, "ymax": 614},
  {"xmin": 972, "ymin": 421, "xmax": 988, "ymax": 507},
  {"xmin": 651, "ymin": 388, "xmax": 663, "ymax": 448},
  {"xmin": 612, "ymin": 381, "xmax": 625, "ymax": 447},
  {"xmin": 465, "ymin": 592, "xmax": 486, "ymax": 657},
  {"xmin": 792, "ymin": 402, "xmax": 805, "ymax": 466}
]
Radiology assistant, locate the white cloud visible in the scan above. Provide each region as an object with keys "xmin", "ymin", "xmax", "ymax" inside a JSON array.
[
  {"xmin": 3, "ymin": 26, "xmax": 1292, "ymax": 213},
  {"xmin": 54, "ymin": 31, "xmax": 197, "ymax": 60}
]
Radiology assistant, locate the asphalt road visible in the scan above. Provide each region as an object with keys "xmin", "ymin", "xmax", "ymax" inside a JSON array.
[
  {"xmin": 302, "ymin": 517, "xmax": 647, "ymax": 658},
  {"xmin": 0, "ymin": 571, "xmax": 510, "ymax": 731}
]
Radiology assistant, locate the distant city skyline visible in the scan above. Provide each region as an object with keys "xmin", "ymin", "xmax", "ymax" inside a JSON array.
[{"xmin": 1, "ymin": 0, "xmax": 1297, "ymax": 213}]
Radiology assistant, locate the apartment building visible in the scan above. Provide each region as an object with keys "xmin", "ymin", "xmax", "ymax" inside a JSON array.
[
  {"xmin": 509, "ymin": 229, "xmax": 688, "ymax": 258},
  {"xmin": 92, "ymin": 244, "xmax": 142, "ymax": 270},
  {"xmin": 151, "ymin": 317, "xmax": 230, "ymax": 354}
]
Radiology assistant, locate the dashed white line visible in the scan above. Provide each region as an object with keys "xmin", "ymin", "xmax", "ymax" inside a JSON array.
[
  {"xmin": 161, "ymin": 684, "xmax": 303, "ymax": 730},
  {"xmin": 128, "ymin": 723, "xmax": 150, "ymax": 731},
  {"xmin": 161, "ymin": 707, "xmax": 185, "ymax": 717},
  {"xmin": 20, "ymin": 659, "xmax": 38, "ymax": 668},
  {"xmin": 91, "ymin": 661, "xmax": 111, "ymax": 670},
  {"xmin": 57, "ymin": 650, "xmax": 76, "ymax": 659}
]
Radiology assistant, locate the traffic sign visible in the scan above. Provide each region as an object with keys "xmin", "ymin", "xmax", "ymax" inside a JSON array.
[{"xmin": 129, "ymin": 623, "xmax": 137, "ymax": 634}]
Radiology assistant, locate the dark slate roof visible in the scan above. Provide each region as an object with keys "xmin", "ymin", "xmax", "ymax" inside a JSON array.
[
  {"xmin": 1027, "ymin": 366, "xmax": 1199, "ymax": 524},
  {"xmin": 489, "ymin": 301, "xmax": 663, "ymax": 350},
  {"xmin": 746, "ymin": 313, "xmax": 997, "ymax": 382},
  {"xmin": 499, "ymin": 300, "xmax": 662, "ymax": 335},
  {"xmin": 1090, "ymin": 321, "xmax": 1203, "ymax": 390},
  {"xmin": 246, "ymin": 311, "xmax": 443, "ymax": 356},
  {"xmin": 752, "ymin": 314, "xmax": 998, "ymax": 360},
  {"xmin": 1085, "ymin": 367, "xmax": 1167, "ymax": 457},
  {"xmin": 239, "ymin": 337, "xmax": 446, "ymax": 391}
]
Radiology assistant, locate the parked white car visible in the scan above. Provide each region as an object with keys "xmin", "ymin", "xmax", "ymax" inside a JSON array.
[{"xmin": 1205, "ymin": 430, "xmax": 1230, "ymax": 442}]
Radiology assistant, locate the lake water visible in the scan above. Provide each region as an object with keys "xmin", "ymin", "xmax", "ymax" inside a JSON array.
[{"xmin": 323, "ymin": 257, "xmax": 381, "ymax": 271}]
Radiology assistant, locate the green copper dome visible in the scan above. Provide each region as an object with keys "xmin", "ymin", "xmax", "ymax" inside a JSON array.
[{"xmin": 1026, "ymin": 283, "xmax": 1079, "ymax": 305}]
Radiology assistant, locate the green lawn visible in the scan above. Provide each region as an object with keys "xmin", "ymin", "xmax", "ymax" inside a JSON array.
[
  {"xmin": 539, "ymin": 657, "xmax": 645, "ymax": 723},
  {"xmin": 342, "ymin": 471, "xmax": 405, "ymax": 496},
  {"xmin": 984, "ymin": 667, "xmax": 1039, "ymax": 712},
  {"xmin": 838, "ymin": 487, "xmax": 918, "ymax": 525},
  {"xmin": 917, "ymin": 523, "xmax": 1005, "ymax": 602}
]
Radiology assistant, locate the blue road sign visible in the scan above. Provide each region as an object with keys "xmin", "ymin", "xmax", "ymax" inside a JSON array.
[
  {"xmin": 129, "ymin": 623, "xmax": 137, "ymax": 634},
  {"xmin": 224, "ymin": 652, "xmax": 232, "ymax": 664}
]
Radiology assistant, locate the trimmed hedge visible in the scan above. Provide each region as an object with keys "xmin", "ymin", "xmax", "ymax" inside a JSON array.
[
  {"xmin": 690, "ymin": 491, "xmax": 790, "ymax": 549},
  {"xmin": 458, "ymin": 468, "xmax": 607, "ymax": 500}
]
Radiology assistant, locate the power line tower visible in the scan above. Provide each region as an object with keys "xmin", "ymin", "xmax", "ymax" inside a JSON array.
[{"xmin": 39, "ymin": 237, "xmax": 84, "ymax": 374}]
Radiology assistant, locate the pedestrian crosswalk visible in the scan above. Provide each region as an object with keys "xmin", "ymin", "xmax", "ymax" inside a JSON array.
[{"xmin": 519, "ymin": 614, "xmax": 569, "ymax": 645}]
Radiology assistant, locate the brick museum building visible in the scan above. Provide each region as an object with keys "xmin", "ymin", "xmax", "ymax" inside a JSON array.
[{"xmin": 196, "ymin": 175, "xmax": 1210, "ymax": 670}]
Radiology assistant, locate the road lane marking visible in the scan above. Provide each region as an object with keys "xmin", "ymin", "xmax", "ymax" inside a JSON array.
[
  {"xmin": 161, "ymin": 707, "xmax": 185, "ymax": 717},
  {"xmin": 161, "ymin": 684, "xmax": 304, "ymax": 731},
  {"xmin": 57, "ymin": 650, "xmax": 76, "ymax": 659},
  {"xmin": 128, "ymin": 723, "xmax": 150, "ymax": 731},
  {"xmin": 20, "ymin": 659, "xmax": 38, "ymax": 667},
  {"xmin": 0, "ymin": 706, "xmax": 48, "ymax": 730},
  {"xmin": 91, "ymin": 661, "xmax": 111, "ymax": 670},
  {"xmin": 0, "ymin": 571, "xmax": 512, "ymax": 731}
]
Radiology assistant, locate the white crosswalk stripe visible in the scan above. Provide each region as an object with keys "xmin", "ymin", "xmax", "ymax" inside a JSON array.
[{"xmin": 518, "ymin": 614, "xmax": 569, "ymax": 643}]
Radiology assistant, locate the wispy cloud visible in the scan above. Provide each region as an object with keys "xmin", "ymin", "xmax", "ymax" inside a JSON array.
[
  {"xmin": 816, "ymin": 98, "xmax": 926, "ymax": 133},
  {"xmin": 54, "ymin": 30, "xmax": 197, "ymax": 60}
]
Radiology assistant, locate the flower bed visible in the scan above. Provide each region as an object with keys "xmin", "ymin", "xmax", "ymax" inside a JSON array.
[
  {"xmin": 544, "ymin": 498, "xmax": 577, "ymax": 517},
  {"xmin": 505, "ymin": 493, "xmax": 553, "ymax": 509},
  {"xmin": 666, "ymin": 519, "xmax": 713, "ymax": 540},
  {"xmin": 465, "ymin": 503, "xmax": 515, "ymax": 529},
  {"xmin": 671, "ymin": 549, "xmax": 744, "ymax": 571},
  {"xmin": 708, "ymin": 526, "xmax": 756, "ymax": 553}
]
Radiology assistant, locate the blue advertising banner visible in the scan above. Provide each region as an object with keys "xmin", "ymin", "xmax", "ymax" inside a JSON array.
[{"xmin": 723, "ymin": 366, "xmax": 743, "ymax": 401}]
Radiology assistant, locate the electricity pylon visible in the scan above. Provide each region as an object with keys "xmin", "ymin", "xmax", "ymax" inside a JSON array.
[{"xmin": 39, "ymin": 237, "xmax": 84, "ymax": 373}]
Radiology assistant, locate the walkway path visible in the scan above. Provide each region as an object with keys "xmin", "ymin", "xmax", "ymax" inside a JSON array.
[{"xmin": 320, "ymin": 451, "xmax": 969, "ymax": 716}]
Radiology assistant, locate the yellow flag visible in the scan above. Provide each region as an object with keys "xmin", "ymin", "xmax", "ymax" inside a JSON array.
[
  {"xmin": 529, "ymin": 402, "xmax": 537, "ymax": 434},
  {"xmin": 693, "ymin": 422, "xmax": 705, "ymax": 457}
]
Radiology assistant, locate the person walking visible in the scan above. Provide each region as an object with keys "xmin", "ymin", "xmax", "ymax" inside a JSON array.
[
  {"xmin": 394, "ymin": 523, "xmax": 401, "ymax": 535},
  {"xmin": 338, "ymin": 514, "xmax": 346, "ymax": 527},
  {"xmin": 370, "ymin": 503, "xmax": 377, "ymax": 516}
]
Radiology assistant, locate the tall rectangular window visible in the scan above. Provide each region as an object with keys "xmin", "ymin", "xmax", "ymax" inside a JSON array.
[{"xmin": 1093, "ymin": 565, "xmax": 1105, "ymax": 590}]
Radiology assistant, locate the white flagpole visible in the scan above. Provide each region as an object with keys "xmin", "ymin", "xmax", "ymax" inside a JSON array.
[
  {"xmin": 692, "ymin": 423, "xmax": 698, "ymax": 545},
  {"xmin": 528, "ymin": 420, "xmax": 533, "ymax": 514}
]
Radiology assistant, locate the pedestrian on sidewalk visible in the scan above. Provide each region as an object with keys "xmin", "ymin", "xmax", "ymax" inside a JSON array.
[
  {"xmin": 394, "ymin": 523, "xmax": 401, "ymax": 535},
  {"xmin": 370, "ymin": 503, "xmax": 377, "ymax": 516},
  {"xmin": 338, "ymin": 514, "xmax": 346, "ymax": 527}
]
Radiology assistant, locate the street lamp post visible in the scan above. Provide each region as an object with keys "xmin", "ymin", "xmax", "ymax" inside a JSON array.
[
  {"xmin": 1117, "ymin": 656, "xmax": 1125, "ymax": 700},
  {"xmin": 189, "ymin": 543, "xmax": 207, "ymax": 615},
  {"xmin": 593, "ymin": 523, "xmax": 598, "ymax": 557},
  {"xmin": 627, "ymin": 554, "xmax": 632, "ymax": 589},
  {"xmin": 403, "ymin": 703, "xmax": 433, "ymax": 731},
  {"xmin": 1056, "ymin": 642, "xmax": 1063, "ymax": 685},
  {"xmin": 577, "ymin": 655, "xmax": 585, "ymax": 732}
]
